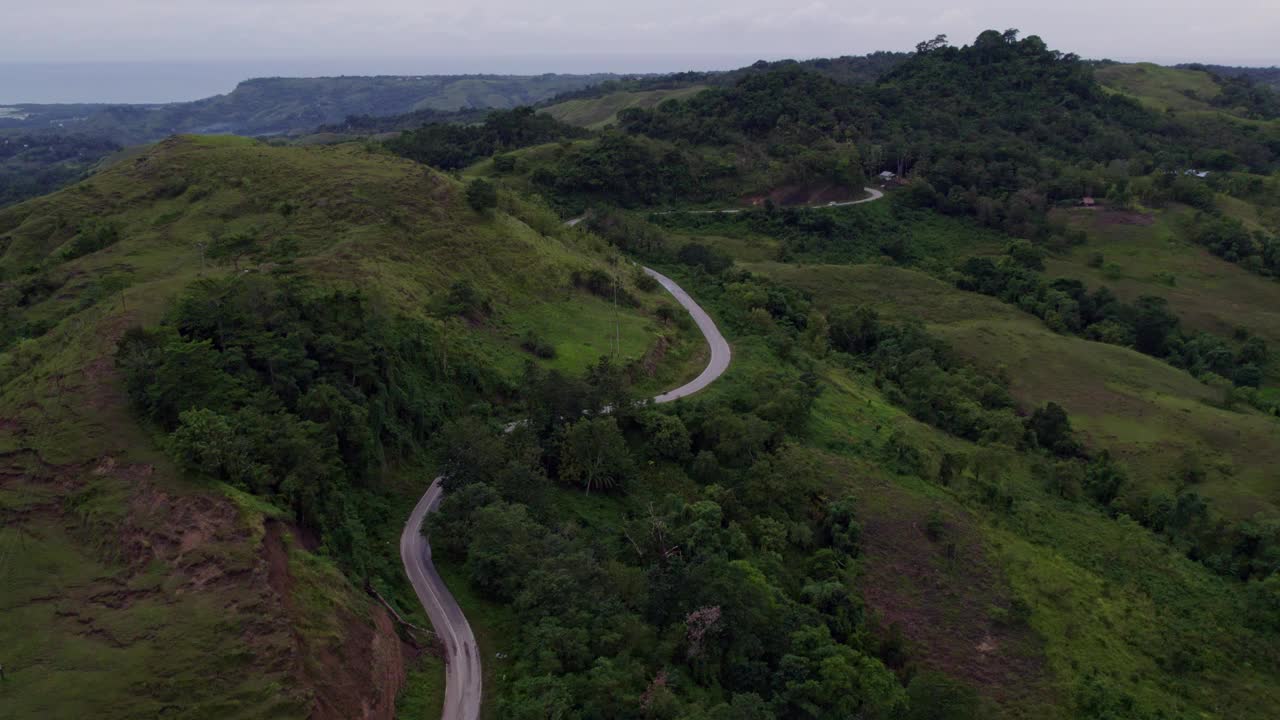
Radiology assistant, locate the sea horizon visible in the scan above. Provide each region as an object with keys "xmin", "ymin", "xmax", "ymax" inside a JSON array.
[{"xmin": 0, "ymin": 55, "xmax": 766, "ymax": 105}]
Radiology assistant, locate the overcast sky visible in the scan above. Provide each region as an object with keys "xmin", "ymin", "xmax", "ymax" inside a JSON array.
[{"xmin": 6, "ymin": 0, "xmax": 1278, "ymax": 67}]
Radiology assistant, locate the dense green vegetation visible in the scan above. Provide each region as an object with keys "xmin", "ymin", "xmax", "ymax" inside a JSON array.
[
  {"xmin": 387, "ymin": 106, "xmax": 587, "ymax": 171},
  {"xmin": 0, "ymin": 134, "xmax": 701, "ymax": 718},
  {"xmin": 116, "ymin": 275, "xmax": 481, "ymax": 576},
  {"xmin": 0, "ymin": 134, "xmax": 119, "ymax": 207},
  {"xmin": 425, "ymin": 271, "xmax": 942, "ymax": 719},
  {"xmin": 474, "ymin": 32, "xmax": 1278, "ymax": 238}
]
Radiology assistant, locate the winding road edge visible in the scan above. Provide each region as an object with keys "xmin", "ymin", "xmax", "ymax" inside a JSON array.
[{"xmin": 399, "ymin": 265, "xmax": 733, "ymax": 720}]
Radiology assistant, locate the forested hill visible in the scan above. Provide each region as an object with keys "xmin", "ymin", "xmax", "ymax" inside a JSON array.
[
  {"xmin": 536, "ymin": 51, "xmax": 909, "ymax": 108},
  {"xmin": 541, "ymin": 31, "xmax": 1280, "ymax": 232}
]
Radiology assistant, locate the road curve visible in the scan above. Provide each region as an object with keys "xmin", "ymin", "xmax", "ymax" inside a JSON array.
[
  {"xmin": 655, "ymin": 186, "xmax": 884, "ymax": 216},
  {"xmin": 400, "ymin": 266, "xmax": 733, "ymax": 720},
  {"xmin": 400, "ymin": 479, "xmax": 481, "ymax": 720},
  {"xmin": 644, "ymin": 267, "xmax": 731, "ymax": 404},
  {"xmin": 565, "ymin": 186, "xmax": 885, "ymax": 227}
]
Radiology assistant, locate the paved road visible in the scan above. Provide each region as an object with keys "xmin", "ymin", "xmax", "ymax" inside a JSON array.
[
  {"xmin": 400, "ymin": 265, "xmax": 733, "ymax": 720},
  {"xmin": 564, "ymin": 186, "xmax": 884, "ymax": 227},
  {"xmin": 654, "ymin": 186, "xmax": 884, "ymax": 216},
  {"xmin": 400, "ymin": 480, "xmax": 481, "ymax": 720},
  {"xmin": 644, "ymin": 267, "xmax": 732, "ymax": 404}
]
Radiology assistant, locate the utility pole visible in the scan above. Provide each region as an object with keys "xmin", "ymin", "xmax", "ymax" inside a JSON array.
[{"xmin": 613, "ymin": 274, "xmax": 620, "ymax": 357}]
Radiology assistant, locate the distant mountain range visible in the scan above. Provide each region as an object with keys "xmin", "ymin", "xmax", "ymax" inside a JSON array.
[{"xmin": 0, "ymin": 73, "xmax": 619, "ymax": 145}]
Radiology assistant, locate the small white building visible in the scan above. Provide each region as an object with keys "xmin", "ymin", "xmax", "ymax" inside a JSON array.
[
  {"xmin": 1184, "ymin": 169, "xmax": 1211, "ymax": 178},
  {"xmin": 878, "ymin": 171, "xmax": 897, "ymax": 182}
]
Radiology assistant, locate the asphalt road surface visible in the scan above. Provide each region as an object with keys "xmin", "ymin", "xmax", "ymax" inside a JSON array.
[{"xmin": 400, "ymin": 265, "xmax": 732, "ymax": 720}]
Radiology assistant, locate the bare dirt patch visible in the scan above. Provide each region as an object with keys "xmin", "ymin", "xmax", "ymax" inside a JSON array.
[
  {"xmin": 262, "ymin": 520, "xmax": 411, "ymax": 720},
  {"xmin": 835, "ymin": 465, "xmax": 1055, "ymax": 711}
]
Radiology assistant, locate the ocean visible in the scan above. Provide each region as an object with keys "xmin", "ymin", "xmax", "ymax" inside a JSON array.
[{"xmin": 0, "ymin": 55, "xmax": 767, "ymax": 105}]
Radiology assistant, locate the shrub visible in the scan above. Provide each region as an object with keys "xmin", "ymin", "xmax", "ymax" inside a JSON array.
[
  {"xmin": 520, "ymin": 331, "xmax": 556, "ymax": 359},
  {"xmin": 466, "ymin": 178, "xmax": 498, "ymax": 212}
]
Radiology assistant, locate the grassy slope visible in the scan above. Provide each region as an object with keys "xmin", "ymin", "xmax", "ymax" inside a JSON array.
[
  {"xmin": 1096, "ymin": 63, "xmax": 1223, "ymax": 112},
  {"xmin": 745, "ymin": 260, "xmax": 1280, "ymax": 521},
  {"xmin": 805, "ymin": 360, "xmax": 1277, "ymax": 719},
  {"xmin": 571, "ymin": 267, "xmax": 1280, "ymax": 718},
  {"xmin": 1047, "ymin": 206, "xmax": 1280, "ymax": 378},
  {"xmin": 1096, "ymin": 62, "xmax": 1280, "ymax": 133},
  {"xmin": 540, "ymin": 86, "xmax": 708, "ymax": 129},
  {"xmin": 0, "ymin": 135, "xmax": 698, "ymax": 716}
]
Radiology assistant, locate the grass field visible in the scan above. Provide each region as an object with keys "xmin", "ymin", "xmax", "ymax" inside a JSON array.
[
  {"xmin": 1047, "ymin": 206, "xmax": 1280, "ymax": 382},
  {"xmin": 738, "ymin": 259, "xmax": 1280, "ymax": 521},
  {"xmin": 1096, "ymin": 63, "xmax": 1222, "ymax": 113},
  {"xmin": 540, "ymin": 86, "xmax": 708, "ymax": 130}
]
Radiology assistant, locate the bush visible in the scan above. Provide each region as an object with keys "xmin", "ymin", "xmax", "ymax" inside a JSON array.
[
  {"xmin": 63, "ymin": 220, "xmax": 121, "ymax": 260},
  {"xmin": 466, "ymin": 178, "xmax": 498, "ymax": 212},
  {"xmin": 443, "ymin": 280, "xmax": 491, "ymax": 320},
  {"xmin": 677, "ymin": 242, "xmax": 732, "ymax": 274},
  {"xmin": 520, "ymin": 331, "xmax": 556, "ymax": 359},
  {"xmin": 634, "ymin": 269, "xmax": 660, "ymax": 292}
]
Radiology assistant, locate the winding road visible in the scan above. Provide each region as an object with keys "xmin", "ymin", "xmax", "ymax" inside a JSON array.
[
  {"xmin": 400, "ymin": 186, "xmax": 881, "ymax": 720},
  {"xmin": 399, "ymin": 265, "xmax": 732, "ymax": 720}
]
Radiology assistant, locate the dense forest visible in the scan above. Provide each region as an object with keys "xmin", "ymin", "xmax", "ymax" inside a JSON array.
[
  {"xmin": 386, "ymin": 106, "xmax": 587, "ymax": 170},
  {"xmin": 495, "ymin": 31, "xmax": 1280, "ymax": 238},
  {"xmin": 0, "ymin": 134, "xmax": 119, "ymax": 207}
]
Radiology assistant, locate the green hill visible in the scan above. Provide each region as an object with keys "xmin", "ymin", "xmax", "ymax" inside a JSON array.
[
  {"xmin": 1095, "ymin": 63, "xmax": 1224, "ymax": 112},
  {"xmin": 617, "ymin": 194, "xmax": 1280, "ymax": 717},
  {"xmin": 0, "ymin": 135, "xmax": 699, "ymax": 718},
  {"xmin": 540, "ymin": 86, "xmax": 709, "ymax": 129}
]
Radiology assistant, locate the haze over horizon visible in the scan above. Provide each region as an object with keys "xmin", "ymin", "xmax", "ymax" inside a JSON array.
[{"xmin": 4, "ymin": 0, "xmax": 1277, "ymax": 104}]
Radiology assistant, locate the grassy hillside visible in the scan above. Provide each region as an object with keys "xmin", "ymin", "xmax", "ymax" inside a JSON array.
[
  {"xmin": 0, "ymin": 135, "xmax": 699, "ymax": 717},
  {"xmin": 1097, "ymin": 62, "xmax": 1280, "ymax": 129},
  {"xmin": 540, "ymin": 86, "xmax": 708, "ymax": 129},
  {"xmin": 1096, "ymin": 63, "xmax": 1223, "ymax": 112},
  {"xmin": 741, "ymin": 260, "xmax": 1280, "ymax": 520},
  {"xmin": 585, "ymin": 211, "xmax": 1279, "ymax": 717},
  {"xmin": 1047, "ymin": 206, "xmax": 1280, "ymax": 377}
]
